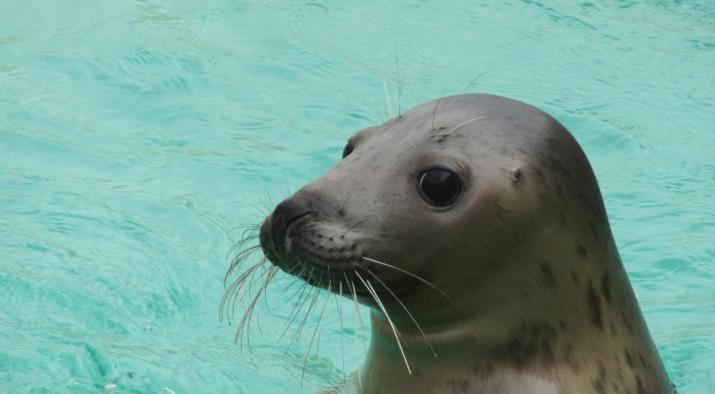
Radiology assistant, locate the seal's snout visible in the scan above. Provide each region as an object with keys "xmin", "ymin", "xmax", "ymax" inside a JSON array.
[{"xmin": 268, "ymin": 195, "xmax": 314, "ymax": 252}]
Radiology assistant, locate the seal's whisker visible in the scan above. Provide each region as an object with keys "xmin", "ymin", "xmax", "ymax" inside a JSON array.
[
  {"xmin": 430, "ymin": 93, "xmax": 446, "ymax": 130},
  {"xmin": 261, "ymin": 264, "xmax": 279, "ymax": 309},
  {"xmin": 362, "ymin": 266, "xmax": 438, "ymax": 358},
  {"xmin": 394, "ymin": 48, "xmax": 403, "ymax": 117},
  {"xmin": 242, "ymin": 200, "xmax": 272, "ymax": 220},
  {"xmin": 355, "ymin": 271, "xmax": 412, "ymax": 375},
  {"xmin": 229, "ymin": 228, "xmax": 259, "ymax": 253},
  {"xmin": 224, "ymin": 245, "xmax": 261, "ymax": 286},
  {"xmin": 347, "ymin": 272, "xmax": 365, "ymax": 394},
  {"xmin": 444, "ymin": 116, "xmax": 485, "ymax": 136},
  {"xmin": 279, "ymin": 281, "xmax": 311, "ymax": 342},
  {"xmin": 262, "ymin": 186, "xmax": 276, "ymax": 211},
  {"xmin": 335, "ymin": 281, "xmax": 346, "ymax": 382},
  {"xmin": 340, "ymin": 218, "xmax": 368, "ymax": 238},
  {"xmin": 220, "ymin": 257, "xmax": 265, "ymax": 324},
  {"xmin": 226, "ymin": 234, "xmax": 259, "ymax": 263},
  {"xmin": 236, "ymin": 264, "xmax": 276, "ymax": 352},
  {"xmin": 312, "ymin": 273, "xmax": 327, "ymax": 355},
  {"xmin": 383, "ymin": 80, "xmax": 393, "ymax": 119},
  {"xmin": 280, "ymin": 174, "xmax": 294, "ymax": 197},
  {"xmin": 232, "ymin": 258, "xmax": 268, "ymax": 321},
  {"xmin": 362, "ymin": 256, "xmax": 451, "ymax": 301},
  {"xmin": 285, "ymin": 286, "xmax": 321, "ymax": 354},
  {"xmin": 253, "ymin": 266, "xmax": 276, "ymax": 336},
  {"xmin": 346, "ymin": 273, "xmax": 367, "ymax": 355},
  {"xmin": 301, "ymin": 281, "xmax": 331, "ymax": 387},
  {"xmin": 459, "ymin": 70, "xmax": 489, "ymax": 93}
]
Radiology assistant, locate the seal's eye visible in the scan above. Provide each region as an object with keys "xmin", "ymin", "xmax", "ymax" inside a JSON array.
[
  {"xmin": 418, "ymin": 169, "xmax": 461, "ymax": 207},
  {"xmin": 342, "ymin": 141, "xmax": 354, "ymax": 159}
]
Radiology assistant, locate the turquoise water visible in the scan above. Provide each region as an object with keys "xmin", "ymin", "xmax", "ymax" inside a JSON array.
[{"xmin": 1, "ymin": 0, "xmax": 714, "ymax": 392}]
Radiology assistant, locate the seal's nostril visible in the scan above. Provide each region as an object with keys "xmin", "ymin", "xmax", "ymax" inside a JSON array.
[{"xmin": 269, "ymin": 196, "xmax": 315, "ymax": 249}]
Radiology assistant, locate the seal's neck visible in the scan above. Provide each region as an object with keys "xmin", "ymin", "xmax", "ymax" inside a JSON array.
[{"xmin": 354, "ymin": 235, "xmax": 671, "ymax": 394}]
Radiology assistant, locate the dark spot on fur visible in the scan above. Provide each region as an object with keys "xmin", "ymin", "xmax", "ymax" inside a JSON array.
[
  {"xmin": 555, "ymin": 184, "xmax": 565, "ymax": 201},
  {"xmin": 337, "ymin": 208, "xmax": 345, "ymax": 217},
  {"xmin": 590, "ymin": 220, "xmax": 599, "ymax": 240},
  {"xmin": 512, "ymin": 169, "xmax": 524, "ymax": 185},
  {"xmin": 625, "ymin": 350, "xmax": 634, "ymax": 368},
  {"xmin": 562, "ymin": 342, "xmax": 576, "ymax": 370},
  {"xmin": 587, "ymin": 280, "xmax": 603, "ymax": 330},
  {"xmin": 593, "ymin": 361, "xmax": 607, "ymax": 393},
  {"xmin": 593, "ymin": 379, "xmax": 606, "ymax": 393},
  {"xmin": 539, "ymin": 262, "xmax": 558, "ymax": 289},
  {"xmin": 540, "ymin": 340, "xmax": 554, "ymax": 363},
  {"xmin": 452, "ymin": 379, "xmax": 470, "ymax": 393},
  {"xmin": 576, "ymin": 244, "xmax": 588, "ymax": 258},
  {"xmin": 638, "ymin": 354, "xmax": 647, "ymax": 367},
  {"xmin": 636, "ymin": 376, "xmax": 646, "ymax": 394},
  {"xmin": 622, "ymin": 314, "xmax": 633, "ymax": 333},
  {"xmin": 498, "ymin": 323, "xmax": 557, "ymax": 369},
  {"xmin": 601, "ymin": 271, "xmax": 612, "ymax": 304},
  {"xmin": 570, "ymin": 270, "xmax": 580, "ymax": 284}
]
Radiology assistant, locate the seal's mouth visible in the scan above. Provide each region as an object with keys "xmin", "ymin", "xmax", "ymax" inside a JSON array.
[{"xmin": 259, "ymin": 214, "xmax": 416, "ymax": 302}]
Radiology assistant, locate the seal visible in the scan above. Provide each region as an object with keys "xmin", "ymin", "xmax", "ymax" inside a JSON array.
[{"xmin": 252, "ymin": 94, "xmax": 674, "ymax": 393}]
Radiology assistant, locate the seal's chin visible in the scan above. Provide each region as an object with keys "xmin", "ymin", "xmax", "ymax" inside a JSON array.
[{"xmin": 259, "ymin": 215, "xmax": 415, "ymax": 302}]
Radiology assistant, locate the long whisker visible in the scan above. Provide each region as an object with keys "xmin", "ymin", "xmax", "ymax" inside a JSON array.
[
  {"xmin": 302, "ymin": 281, "xmax": 331, "ymax": 387},
  {"xmin": 394, "ymin": 46, "xmax": 403, "ymax": 117},
  {"xmin": 340, "ymin": 219, "xmax": 368, "ymax": 238},
  {"xmin": 237, "ymin": 264, "xmax": 276, "ymax": 352},
  {"xmin": 279, "ymin": 280, "xmax": 311, "ymax": 342},
  {"xmin": 460, "ymin": 70, "xmax": 489, "ymax": 93},
  {"xmin": 361, "ymin": 266, "xmax": 437, "ymax": 357},
  {"xmin": 383, "ymin": 80, "xmax": 393, "ymax": 119},
  {"xmin": 220, "ymin": 257, "xmax": 266, "ymax": 324},
  {"xmin": 347, "ymin": 272, "xmax": 365, "ymax": 394},
  {"xmin": 286, "ymin": 285, "xmax": 320, "ymax": 354},
  {"xmin": 335, "ymin": 281, "xmax": 346, "ymax": 382},
  {"xmin": 355, "ymin": 271, "xmax": 412, "ymax": 375},
  {"xmin": 430, "ymin": 93, "xmax": 446, "ymax": 130},
  {"xmin": 444, "ymin": 116, "xmax": 485, "ymax": 136},
  {"xmin": 224, "ymin": 245, "xmax": 261, "ymax": 286},
  {"xmin": 345, "ymin": 272, "xmax": 367, "ymax": 355},
  {"xmin": 362, "ymin": 256, "xmax": 451, "ymax": 301}
]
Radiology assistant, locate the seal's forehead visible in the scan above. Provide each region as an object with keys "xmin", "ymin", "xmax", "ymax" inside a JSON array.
[
  {"xmin": 363, "ymin": 94, "xmax": 558, "ymax": 144},
  {"xmin": 410, "ymin": 94, "xmax": 554, "ymax": 132}
]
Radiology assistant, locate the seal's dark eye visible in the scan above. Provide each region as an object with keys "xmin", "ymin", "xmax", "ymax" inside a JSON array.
[
  {"xmin": 418, "ymin": 169, "xmax": 461, "ymax": 207},
  {"xmin": 342, "ymin": 141, "xmax": 354, "ymax": 159}
]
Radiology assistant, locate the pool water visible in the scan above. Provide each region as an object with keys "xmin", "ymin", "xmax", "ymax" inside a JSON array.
[{"xmin": 1, "ymin": 0, "xmax": 714, "ymax": 392}]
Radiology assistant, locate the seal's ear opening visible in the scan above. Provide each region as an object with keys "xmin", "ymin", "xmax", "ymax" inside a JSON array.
[{"xmin": 417, "ymin": 168, "xmax": 461, "ymax": 207}]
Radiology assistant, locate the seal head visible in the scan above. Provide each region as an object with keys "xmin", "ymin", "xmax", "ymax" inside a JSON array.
[{"xmin": 258, "ymin": 94, "xmax": 673, "ymax": 393}]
